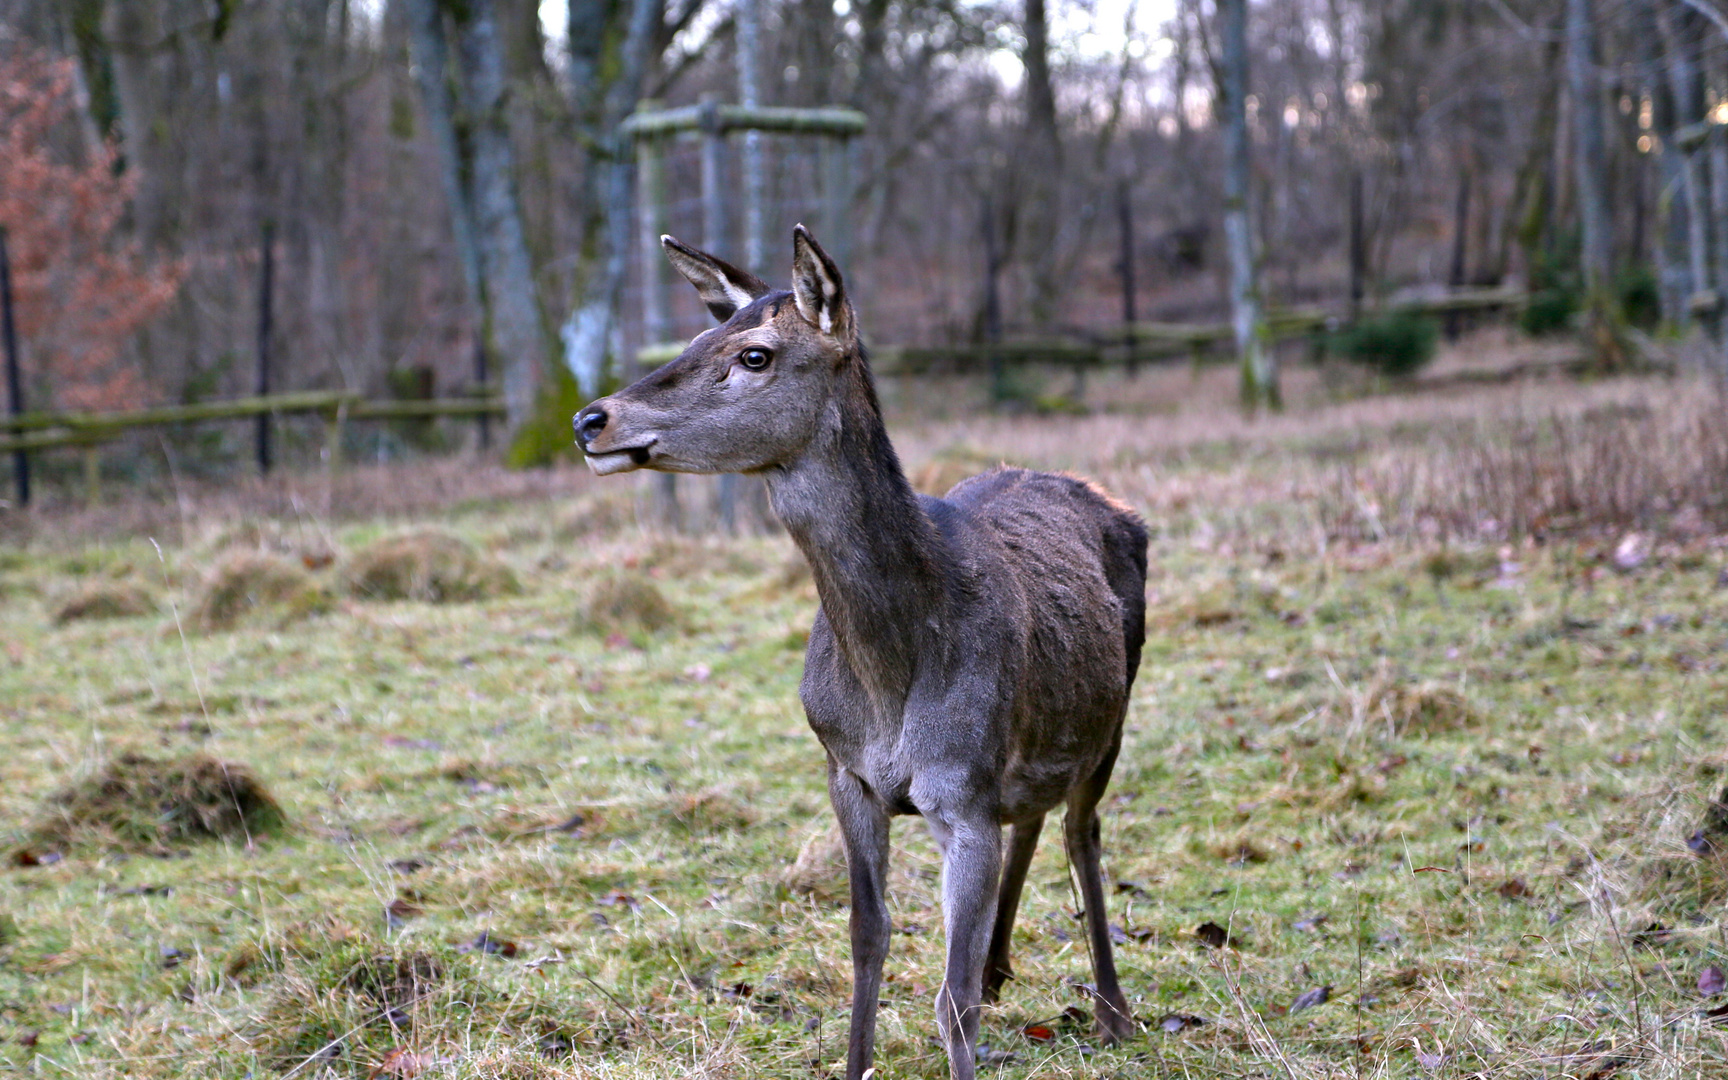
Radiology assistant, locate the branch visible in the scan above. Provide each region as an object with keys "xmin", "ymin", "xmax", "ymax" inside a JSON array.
[{"xmin": 1673, "ymin": 0, "xmax": 1728, "ymax": 40}]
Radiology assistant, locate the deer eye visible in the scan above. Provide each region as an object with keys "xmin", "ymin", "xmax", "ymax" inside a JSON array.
[{"xmin": 739, "ymin": 347, "xmax": 772, "ymax": 371}]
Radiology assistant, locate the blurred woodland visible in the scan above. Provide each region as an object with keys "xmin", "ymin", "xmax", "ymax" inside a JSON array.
[{"xmin": 0, "ymin": 0, "xmax": 1725, "ymax": 451}]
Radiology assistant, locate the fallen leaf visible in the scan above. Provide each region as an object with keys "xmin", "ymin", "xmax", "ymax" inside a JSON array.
[
  {"xmin": 1195, "ymin": 922, "xmax": 1234, "ymax": 949},
  {"xmin": 387, "ymin": 859, "xmax": 427, "ymax": 875},
  {"xmin": 11, "ymin": 849, "xmax": 62, "ymax": 867},
  {"xmin": 1108, "ymin": 923, "xmax": 1129, "ymax": 945},
  {"xmin": 460, "ymin": 931, "xmax": 517, "ymax": 958},
  {"xmin": 974, "ymin": 1043, "xmax": 1016, "ymax": 1065},
  {"xmin": 1631, "ymin": 922, "xmax": 1671, "ymax": 949},
  {"xmin": 1292, "ymin": 914, "xmax": 1329, "ymax": 933},
  {"xmin": 1701, "ymin": 966, "xmax": 1725, "ymax": 997},
  {"xmin": 1497, "ymin": 877, "xmax": 1531, "ymax": 899},
  {"xmin": 1158, "ymin": 1012, "xmax": 1207, "ymax": 1033},
  {"xmin": 597, "ymin": 891, "xmax": 641, "ymax": 912},
  {"xmin": 1415, "ymin": 1050, "xmax": 1446, "ymax": 1071},
  {"xmin": 1288, "ymin": 985, "xmax": 1331, "ymax": 1014},
  {"xmin": 370, "ymin": 1047, "xmax": 431, "ymax": 1078},
  {"xmin": 1021, "ymin": 1024, "xmax": 1055, "ymax": 1043},
  {"xmin": 160, "ymin": 945, "xmax": 186, "ymax": 969}
]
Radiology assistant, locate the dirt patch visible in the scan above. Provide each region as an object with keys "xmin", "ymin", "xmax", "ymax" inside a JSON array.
[
  {"xmin": 580, "ymin": 574, "xmax": 677, "ymax": 635},
  {"xmin": 54, "ymin": 580, "xmax": 157, "ymax": 623},
  {"xmin": 342, "ymin": 530, "xmax": 519, "ymax": 603},
  {"xmin": 26, "ymin": 752, "xmax": 287, "ymax": 853},
  {"xmin": 192, "ymin": 552, "xmax": 325, "ymax": 631}
]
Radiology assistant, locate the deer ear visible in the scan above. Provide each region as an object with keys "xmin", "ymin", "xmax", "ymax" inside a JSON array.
[
  {"xmin": 662, "ymin": 236, "xmax": 771, "ymax": 322},
  {"xmin": 790, "ymin": 224, "xmax": 854, "ymax": 341}
]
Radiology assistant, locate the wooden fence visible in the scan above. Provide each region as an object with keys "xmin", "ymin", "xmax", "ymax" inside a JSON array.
[
  {"xmin": 1, "ymin": 287, "xmax": 1528, "ymax": 507},
  {"xmin": 0, "ymin": 391, "xmax": 503, "ymax": 506}
]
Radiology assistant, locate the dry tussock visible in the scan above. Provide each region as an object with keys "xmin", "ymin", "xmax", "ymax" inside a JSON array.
[
  {"xmin": 580, "ymin": 574, "xmax": 677, "ymax": 635},
  {"xmin": 53, "ymin": 579, "xmax": 156, "ymax": 623},
  {"xmin": 191, "ymin": 551, "xmax": 326, "ymax": 630},
  {"xmin": 25, "ymin": 752, "xmax": 286, "ymax": 853},
  {"xmin": 665, "ymin": 787, "xmax": 757, "ymax": 834},
  {"xmin": 342, "ymin": 530, "xmax": 518, "ymax": 603},
  {"xmin": 784, "ymin": 818, "xmax": 847, "ymax": 898}
]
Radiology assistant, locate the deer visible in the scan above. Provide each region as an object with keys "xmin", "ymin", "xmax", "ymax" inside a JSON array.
[{"xmin": 574, "ymin": 226, "xmax": 1147, "ymax": 1080}]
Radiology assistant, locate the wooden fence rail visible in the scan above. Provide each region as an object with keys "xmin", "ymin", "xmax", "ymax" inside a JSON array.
[{"xmin": 1, "ymin": 391, "xmax": 504, "ymax": 507}]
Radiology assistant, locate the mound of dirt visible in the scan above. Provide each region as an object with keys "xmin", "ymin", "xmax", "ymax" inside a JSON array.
[
  {"xmin": 54, "ymin": 581, "xmax": 157, "ymax": 624},
  {"xmin": 192, "ymin": 552, "xmax": 325, "ymax": 631},
  {"xmin": 28, "ymin": 752, "xmax": 287, "ymax": 853},
  {"xmin": 580, "ymin": 574, "xmax": 676, "ymax": 634},
  {"xmin": 342, "ymin": 531, "xmax": 518, "ymax": 603}
]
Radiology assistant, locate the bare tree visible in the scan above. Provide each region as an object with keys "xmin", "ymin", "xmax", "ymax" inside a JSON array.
[
  {"xmin": 1567, "ymin": 0, "xmax": 1621, "ymax": 366},
  {"xmin": 405, "ymin": 0, "xmax": 548, "ymax": 432},
  {"xmin": 1216, "ymin": 0, "xmax": 1274, "ymax": 409}
]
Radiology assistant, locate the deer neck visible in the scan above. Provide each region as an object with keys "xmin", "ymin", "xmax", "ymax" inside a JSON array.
[{"xmin": 767, "ymin": 365, "xmax": 945, "ymax": 705}]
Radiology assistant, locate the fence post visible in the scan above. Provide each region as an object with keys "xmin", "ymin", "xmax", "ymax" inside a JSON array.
[
  {"xmin": 699, "ymin": 95, "xmax": 743, "ymax": 534},
  {"xmin": 821, "ymin": 135, "xmax": 854, "ymax": 271},
  {"xmin": 325, "ymin": 400, "xmax": 346, "ymax": 480},
  {"xmin": 474, "ymin": 339, "xmax": 490, "ymax": 450},
  {"xmin": 0, "ymin": 227, "xmax": 27, "ymax": 507},
  {"xmin": 256, "ymin": 220, "xmax": 275, "ymax": 475},
  {"xmin": 83, "ymin": 444, "xmax": 100, "ymax": 509}
]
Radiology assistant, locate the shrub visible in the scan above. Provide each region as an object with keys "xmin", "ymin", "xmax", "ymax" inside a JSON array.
[{"xmin": 1333, "ymin": 310, "xmax": 1439, "ymax": 378}]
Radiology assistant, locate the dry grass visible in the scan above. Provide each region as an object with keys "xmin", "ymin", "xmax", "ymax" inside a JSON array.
[
  {"xmin": 342, "ymin": 530, "xmax": 519, "ymax": 603},
  {"xmin": 190, "ymin": 550, "xmax": 326, "ymax": 630},
  {"xmin": 2, "ymin": 330, "xmax": 1727, "ymax": 1080},
  {"xmin": 24, "ymin": 752, "xmax": 286, "ymax": 854},
  {"xmin": 579, "ymin": 573, "xmax": 677, "ymax": 635},
  {"xmin": 53, "ymin": 579, "xmax": 156, "ymax": 623}
]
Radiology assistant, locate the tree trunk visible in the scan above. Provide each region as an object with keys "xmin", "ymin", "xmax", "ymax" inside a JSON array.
[
  {"xmin": 451, "ymin": 0, "xmax": 547, "ymax": 430},
  {"xmin": 1566, "ymin": 0, "xmax": 1619, "ymax": 368},
  {"xmin": 1659, "ymin": 3, "xmax": 1716, "ymax": 337},
  {"xmin": 561, "ymin": 0, "xmax": 661, "ymax": 398},
  {"xmin": 1021, "ymin": 0, "xmax": 1063, "ymax": 329},
  {"xmin": 1217, "ymin": 0, "xmax": 1275, "ymax": 409}
]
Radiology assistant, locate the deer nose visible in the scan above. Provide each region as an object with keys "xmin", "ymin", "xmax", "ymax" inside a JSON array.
[{"xmin": 574, "ymin": 406, "xmax": 607, "ymax": 449}]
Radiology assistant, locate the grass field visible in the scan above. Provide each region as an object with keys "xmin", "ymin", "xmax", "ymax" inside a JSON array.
[{"xmin": 3, "ymin": 349, "xmax": 1727, "ymax": 1079}]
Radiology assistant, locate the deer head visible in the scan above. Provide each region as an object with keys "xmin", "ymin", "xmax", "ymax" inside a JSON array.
[{"xmin": 574, "ymin": 225, "xmax": 857, "ymax": 476}]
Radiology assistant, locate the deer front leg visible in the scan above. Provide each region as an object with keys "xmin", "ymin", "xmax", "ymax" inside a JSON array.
[
  {"xmin": 828, "ymin": 760, "xmax": 891, "ymax": 1080},
  {"xmin": 983, "ymin": 815, "xmax": 1043, "ymax": 1004},
  {"xmin": 924, "ymin": 806, "xmax": 1002, "ymax": 1080}
]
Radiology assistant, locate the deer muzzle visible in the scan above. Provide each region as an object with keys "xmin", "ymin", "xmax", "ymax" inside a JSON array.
[{"xmin": 574, "ymin": 403, "xmax": 656, "ymax": 475}]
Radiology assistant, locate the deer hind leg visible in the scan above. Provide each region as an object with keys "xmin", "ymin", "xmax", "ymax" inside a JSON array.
[
  {"xmin": 1063, "ymin": 735, "xmax": 1136, "ymax": 1044},
  {"xmin": 983, "ymin": 815, "xmax": 1044, "ymax": 1005},
  {"xmin": 828, "ymin": 762, "xmax": 891, "ymax": 1080}
]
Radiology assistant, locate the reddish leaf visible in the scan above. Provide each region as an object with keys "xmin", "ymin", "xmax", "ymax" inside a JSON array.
[
  {"xmin": 1497, "ymin": 877, "xmax": 1531, "ymax": 899},
  {"xmin": 1021, "ymin": 1024, "xmax": 1055, "ymax": 1043}
]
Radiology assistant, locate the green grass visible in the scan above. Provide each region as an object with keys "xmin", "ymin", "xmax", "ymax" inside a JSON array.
[{"xmin": 1, "ymin": 487, "xmax": 1726, "ymax": 1079}]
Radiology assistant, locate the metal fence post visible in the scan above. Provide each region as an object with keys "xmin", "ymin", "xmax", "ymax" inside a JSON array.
[
  {"xmin": 1, "ymin": 227, "xmax": 28, "ymax": 507},
  {"xmin": 256, "ymin": 220, "xmax": 275, "ymax": 475}
]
